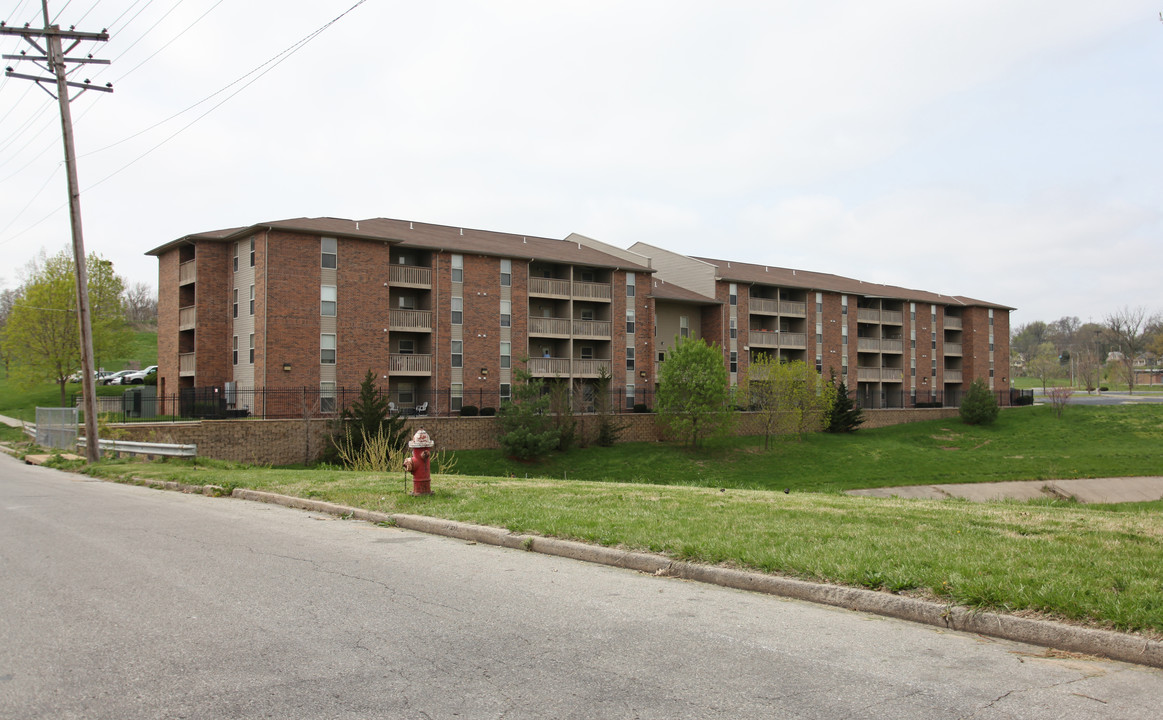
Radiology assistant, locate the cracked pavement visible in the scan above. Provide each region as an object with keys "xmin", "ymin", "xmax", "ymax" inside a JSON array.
[{"xmin": 2, "ymin": 453, "xmax": 1161, "ymax": 719}]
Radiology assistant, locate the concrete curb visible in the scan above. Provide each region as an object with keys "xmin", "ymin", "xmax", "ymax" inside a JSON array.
[{"xmin": 228, "ymin": 487, "xmax": 1163, "ymax": 670}]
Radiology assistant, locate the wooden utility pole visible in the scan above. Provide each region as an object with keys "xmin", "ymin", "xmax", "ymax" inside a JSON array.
[{"xmin": 2, "ymin": 2, "xmax": 112, "ymax": 462}]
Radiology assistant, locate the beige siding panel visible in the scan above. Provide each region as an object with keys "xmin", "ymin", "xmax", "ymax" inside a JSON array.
[{"xmin": 627, "ymin": 242, "xmax": 716, "ymax": 298}]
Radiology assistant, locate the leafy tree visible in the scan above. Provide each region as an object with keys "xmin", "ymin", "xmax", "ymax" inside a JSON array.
[
  {"xmin": 743, "ymin": 355, "xmax": 836, "ymax": 447},
  {"xmin": 0, "ymin": 287, "xmax": 18, "ymax": 375},
  {"xmin": 333, "ymin": 370, "xmax": 407, "ymax": 466},
  {"xmin": 547, "ymin": 378, "xmax": 577, "ymax": 451},
  {"xmin": 1, "ymin": 250, "xmax": 130, "ymax": 406},
  {"xmin": 959, "ymin": 378, "xmax": 999, "ymax": 425},
  {"xmin": 656, "ymin": 337, "xmax": 734, "ymax": 447},
  {"xmin": 593, "ymin": 366, "xmax": 625, "ymax": 447},
  {"xmin": 1010, "ymin": 320, "xmax": 1048, "ymax": 367},
  {"xmin": 497, "ymin": 364, "xmax": 560, "ymax": 460},
  {"xmin": 826, "ymin": 374, "xmax": 863, "ymax": 433}
]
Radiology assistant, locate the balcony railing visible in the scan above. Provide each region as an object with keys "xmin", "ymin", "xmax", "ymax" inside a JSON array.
[
  {"xmin": 178, "ymin": 260, "xmax": 196, "ymax": 285},
  {"xmin": 945, "ymin": 317, "xmax": 963, "ymax": 330},
  {"xmin": 178, "ymin": 306, "xmax": 196, "ymax": 331},
  {"xmin": 573, "ymin": 281, "xmax": 612, "ymax": 301},
  {"xmin": 529, "ymin": 317, "xmax": 572, "ymax": 336},
  {"xmin": 179, "ymin": 352, "xmax": 196, "ymax": 376},
  {"xmin": 857, "ymin": 308, "xmax": 879, "ymax": 323},
  {"xmin": 390, "ymin": 309, "xmax": 433, "ymax": 332},
  {"xmin": 529, "ymin": 277, "xmax": 571, "ymax": 297},
  {"xmin": 882, "ymin": 310, "xmax": 903, "ymax": 324},
  {"xmin": 856, "ymin": 366, "xmax": 904, "ymax": 382},
  {"xmin": 527, "ymin": 357, "xmax": 611, "ymax": 377},
  {"xmin": 944, "ymin": 370, "xmax": 963, "ymax": 383},
  {"xmin": 945, "ymin": 343, "xmax": 962, "ymax": 356},
  {"xmin": 749, "ymin": 298, "xmax": 779, "ymax": 314},
  {"xmin": 750, "ymin": 331, "xmax": 806, "ymax": 349},
  {"xmin": 572, "ymin": 319, "xmax": 612, "ymax": 339},
  {"xmin": 389, "ymin": 353, "xmax": 432, "ymax": 375},
  {"xmin": 857, "ymin": 337, "xmax": 881, "ymax": 352},
  {"xmin": 882, "ymin": 339, "xmax": 903, "ymax": 353},
  {"xmin": 388, "ymin": 264, "xmax": 432, "ymax": 288}
]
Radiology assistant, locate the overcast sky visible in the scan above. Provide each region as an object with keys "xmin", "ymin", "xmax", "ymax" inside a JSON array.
[{"xmin": 1, "ymin": 1, "xmax": 1160, "ymax": 328}]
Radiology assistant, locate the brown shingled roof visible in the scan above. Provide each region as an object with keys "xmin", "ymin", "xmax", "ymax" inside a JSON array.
[
  {"xmin": 692, "ymin": 256, "xmax": 1012, "ymax": 310},
  {"xmin": 650, "ymin": 277, "xmax": 719, "ymax": 304}
]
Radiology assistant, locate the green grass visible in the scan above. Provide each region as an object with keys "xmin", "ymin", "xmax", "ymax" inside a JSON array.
[
  {"xmin": 80, "ymin": 457, "xmax": 1163, "ymax": 636},
  {"xmin": 451, "ymin": 405, "xmax": 1163, "ymax": 492}
]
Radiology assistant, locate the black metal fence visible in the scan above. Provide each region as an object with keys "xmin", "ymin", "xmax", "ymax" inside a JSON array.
[{"xmin": 77, "ymin": 386, "xmax": 1033, "ymax": 424}]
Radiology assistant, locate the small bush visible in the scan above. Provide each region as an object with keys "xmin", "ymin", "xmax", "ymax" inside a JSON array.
[
  {"xmin": 1099, "ymin": 386, "xmax": 1109, "ymax": 392},
  {"xmin": 960, "ymin": 378, "xmax": 999, "ymax": 425},
  {"xmin": 633, "ymin": 403, "xmax": 650, "ymax": 413},
  {"xmin": 479, "ymin": 407, "xmax": 496, "ymax": 416},
  {"xmin": 459, "ymin": 405, "xmax": 479, "ymax": 416}
]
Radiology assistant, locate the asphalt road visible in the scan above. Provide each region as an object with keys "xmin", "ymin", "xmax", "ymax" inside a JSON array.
[{"xmin": 2, "ymin": 454, "xmax": 1162, "ymax": 719}]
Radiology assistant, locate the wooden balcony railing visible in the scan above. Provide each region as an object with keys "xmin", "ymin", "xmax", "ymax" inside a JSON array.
[
  {"xmin": 945, "ymin": 317, "xmax": 963, "ymax": 330},
  {"xmin": 751, "ymin": 331, "xmax": 806, "ymax": 349},
  {"xmin": 945, "ymin": 343, "xmax": 962, "ymax": 356},
  {"xmin": 528, "ymin": 317, "xmax": 572, "ymax": 336},
  {"xmin": 178, "ymin": 306, "xmax": 196, "ymax": 331},
  {"xmin": 573, "ymin": 281, "xmax": 612, "ymax": 301},
  {"xmin": 389, "ymin": 309, "xmax": 433, "ymax": 332},
  {"xmin": 572, "ymin": 359, "xmax": 612, "ymax": 377},
  {"xmin": 882, "ymin": 310, "xmax": 904, "ymax": 324},
  {"xmin": 389, "ymin": 354, "xmax": 432, "ymax": 375},
  {"xmin": 572, "ymin": 319, "xmax": 611, "ymax": 338},
  {"xmin": 749, "ymin": 297, "xmax": 779, "ymax": 314},
  {"xmin": 857, "ymin": 308, "xmax": 880, "ymax": 323},
  {"xmin": 179, "ymin": 352, "xmax": 196, "ymax": 376},
  {"xmin": 388, "ymin": 264, "xmax": 432, "ymax": 288},
  {"xmin": 178, "ymin": 260, "xmax": 196, "ymax": 285},
  {"xmin": 945, "ymin": 370, "xmax": 963, "ymax": 383},
  {"xmin": 527, "ymin": 357, "xmax": 611, "ymax": 377},
  {"xmin": 528, "ymin": 277, "xmax": 571, "ymax": 297}
]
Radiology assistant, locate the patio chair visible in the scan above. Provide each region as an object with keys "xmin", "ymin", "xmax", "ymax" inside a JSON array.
[{"xmin": 413, "ymin": 401, "xmax": 429, "ymax": 416}]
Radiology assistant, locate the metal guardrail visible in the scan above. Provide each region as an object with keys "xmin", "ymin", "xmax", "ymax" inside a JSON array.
[{"xmin": 75, "ymin": 437, "xmax": 197, "ymax": 458}]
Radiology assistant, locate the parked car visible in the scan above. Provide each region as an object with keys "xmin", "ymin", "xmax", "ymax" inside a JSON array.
[
  {"xmin": 101, "ymin": 370, "xmax": 135, "ymax": 385},
  {"xmin": 122, "ymin": 365, "xmax": 158, "ymax": 385}
]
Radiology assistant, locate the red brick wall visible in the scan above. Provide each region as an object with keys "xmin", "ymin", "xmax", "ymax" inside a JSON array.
[
  {"xmin": 194, "ymin": 242, "xmax": 233, "ymax": 389},
  {"xmin": 335, "ymin": 234, "xmax": 393, "ymax": 387},
  {"xmin": 156, "ymin": 250, "xmax": 179, "ymax": 400}
]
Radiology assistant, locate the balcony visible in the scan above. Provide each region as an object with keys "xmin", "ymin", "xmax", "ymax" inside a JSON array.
[
  {"xmin": 529, "ymin": 277, "xmax": 571, "ymax": 298},
  {"xmin": 389, "ymin": 353, "xmax": 432, "ymax": 375},
  {"xmin": 178, "ymin": 306, "xmax": 196, "ymax": 331},
  {"xmin": 527, "ymin": 357, "xmax": 611, "ymax": 377},
  {"xmin": 944, "ymin": 370, "xmax": 963, "ymax": 383},
  {"xmin": 750, "ymin": 331, "xmax": 806, "ymax": 349},
  {"xmin": 572, "ymin": 319, "xmax": 612, "ymax": 339},
  {"xmin": 179, "ymin": 352, "xmax": 196, "ymax": 377},
  {"xmin": 388, "ymin": 264, "xmax": 432, "ymax": 288},
  {"xmin": 856, "ymin": 366, "xmax": 904, "ymax": 382},
  {"xmin": 178, "ymin": 260, "xmax": 196, "ymax": 285},
  {"xmin": 528, "ymin": 317, "xmax": 572, "ymax": 337},
  {"xmin": 945, "ymin": 343, "xmax": 962, "ymax": 356},
  {"xmin": 573, "ymin": 281, "xmax": 612, "ymax": 302},
  {"xmin": 390, "ymin": 309, "xmax": 433, "ymax": 332},
  {"xmin": 857, "ymin": 308, "xmax": 880, "ymax": 323},
  {"xmin": 945, "ymin": 317, "xmax": 963, "ymax": 330},
  {"xmin": 882, "ymin": 310, "xmax": 903, "ymax": 324}
]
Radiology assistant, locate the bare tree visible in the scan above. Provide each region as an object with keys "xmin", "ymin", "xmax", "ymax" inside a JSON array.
[
  {"xmin": 1076, "ymin": 346, "xmax": 1102, "ymax": 393},
  {"xmin": 1104, "ymin": 306, "xmax": 1153, "ymax": 394},
  {"xmin": 123, "ymin": 281, "xmax": 158, "ymax": 329},
  {"xmin": 1046, "ymin": 386, "xmax": 1073, "ymax": 419}
]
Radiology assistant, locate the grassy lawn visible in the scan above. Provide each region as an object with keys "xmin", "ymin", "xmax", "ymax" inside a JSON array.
[
  {"xmin": 450, "ymin": 404, "xmax": 1163, "ymax": 492},
  {"xmin": 80, "ymin": 456, "xmax": 1163, "ymax": 637}
]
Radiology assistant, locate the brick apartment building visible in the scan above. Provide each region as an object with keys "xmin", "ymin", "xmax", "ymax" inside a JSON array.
[{"xmin": 148, "ymin": 217, "xmax": 1011, "ymax": 415}]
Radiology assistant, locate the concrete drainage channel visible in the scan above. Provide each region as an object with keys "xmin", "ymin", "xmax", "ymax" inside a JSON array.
[{"xmin": 134, "ymin": 479, "xmax": 1163, "ymax": 670}]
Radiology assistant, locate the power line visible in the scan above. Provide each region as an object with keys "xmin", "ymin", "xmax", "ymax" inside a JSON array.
[{"xmin": 110, "ymin": 0, "xmax": 226, "ymax": 83}]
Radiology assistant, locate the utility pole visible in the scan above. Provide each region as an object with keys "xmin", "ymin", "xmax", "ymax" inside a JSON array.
[{"xmin": 2, "ymin": 2, "xmax": 112, "ymax": 463}]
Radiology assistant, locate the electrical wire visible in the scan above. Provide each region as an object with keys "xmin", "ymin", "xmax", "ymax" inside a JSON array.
[
  {"xmin": 111, "ymin": 0, "xmax": 226, "ymax": 83},
  {"xmin": 0, "ymin": 164, "xmax": 61, "ymax": 238}
]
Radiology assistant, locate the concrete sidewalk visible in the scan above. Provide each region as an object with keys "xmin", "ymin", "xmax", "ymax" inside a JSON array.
[
  {"xmin": 0, "ymin": 414, "xmax": 25, "ymax": 428},
  {"xmin": 848, "ymin": 476, "xmax": 1163, "ymax": 503}
]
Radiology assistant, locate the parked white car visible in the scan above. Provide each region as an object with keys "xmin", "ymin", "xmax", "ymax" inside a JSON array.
[
  {"xmin": 101, "ymin": 370, "xmax": 135, "ymax": 385},
  {"xmin": 122, "ymin": 365, "xmax": 158, "ymax": 385}
]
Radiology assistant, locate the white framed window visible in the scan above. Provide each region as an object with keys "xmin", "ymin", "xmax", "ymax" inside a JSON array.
[
  {"xmin": 500, "ymin": 383, "xmax": 511, "ymax": 402},
  {"xmin": 626, "ymin": 384, "xmax": 635, "ymax": 409},
  {"xmin": 321, "ymin": 285, "xmax": 336, "ymax": 317},
  {"xmin": 730, "ymin": 351, "xmax": 737, "ymax": 374},
  {"xmin": 627, "ymin": 309, "xmax": 635, "ymax": 335},
  {"xmin": 842, "ymin": 295, "xmax": 848, "ymax": 315},
  {"xmin": 249, "ymin": 285, "xmax": 255, "ymax": 315},
  {"xmin": 500, "ymin": 300, "xmax": 511, "ymax": 328},
  {"xmin": 249, "ymin": 333, "xmax": 255, "ymax": 364},
  {"xmin": 232, "ymin": 336, "xmax": 238, "ymax": 366},
  {"xmin": 321, "ymin": 237, "xmax": 336, "ymax": 269},
  {"xmin": 398, "ymin": 295, "xmax": 416, "ymax": 310},
  {"xmin": 581, "ymin": 307, "xmax": 594, "ymax": 322},
  {"xmin": 320, "ymin": 382, "xmax": 336, "ymax": 414},
  {"xmin": 626, "ymin": 272, "xmax": 636, "ymax": 297},
  {"xmin": 580, "ymin": 346, "xmax": 594, "ymax": 360},
  {"xmin": 729, "ymin": 317, "xmax": 737, "ymax": 339},
  {"xmin": 398, "ymin": 338, "xmax": 414, "ymax": 355},
  {"xmin": 451, "ymin": 383, "xmax": 463, "ymax": 412},
  {"xmin": 626, "ymin": 347, "xmax": 635, "ymax": 371},
  {"xmin": 321, "ymin": 333, "xmax": 336, "ymax": 364},
  {"xmin": 451, "ymin": 340, "xmax": 463, "ymax": 368},
  {"xmin": 233, "ymin": 242, "xmax": 239, "ymax": 272},
  {"xmin": 451, "ymin": 254, "xmax": 464, "ymax": 283},
  {"xmin": 728, "ymin": 283, "xmax": 737, "ymax": 306},
  {"xmin": 679, "ymin": 316, "xmax": 689, "ymax": 339},
  {"xmin": 500, "ymin": 258, "xmax": 511, "ymax": 287},
  {"xmin": 500, "ymin": 341, "xmax": 511, "ymax": 369},
  {"xmin": 232, "ymin": 289, "xmax": 238, "ymax": 318},
  {"xmin": 451, "ymin": 297, "xmax": 462, "ymax": 325},
  {"xmin": 249, "ymin": 237, "xmax": 255, "ymax": 267}
]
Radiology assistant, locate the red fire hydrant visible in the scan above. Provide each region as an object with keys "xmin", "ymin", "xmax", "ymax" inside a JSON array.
[{"xmin": 403, "ymin": 428, "xmax": 434, "ymax": 495}]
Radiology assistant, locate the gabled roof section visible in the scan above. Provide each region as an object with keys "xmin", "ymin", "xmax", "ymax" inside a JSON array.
[
  {"xmin": 693, "ymin": 256, "xmax": 1013, "ymax": 310},
  {"xmin": 147, "ymin": 217, "xmax": 653, "ymax": 272},
  {"xmin": 650, "ymin": 277, "xmax": 719, "ymax": 304}
]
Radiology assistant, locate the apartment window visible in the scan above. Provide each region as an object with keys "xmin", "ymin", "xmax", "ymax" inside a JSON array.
[
  {"xmin": 398, "ymin": 382, "xmax": 414, "ymax": 405},
  {"xmin": 500, "ymin": 383, "xmax": 511, "ymax": 402},
  {"xmin": 500, "ymin": 258, "xmax": 511, "ymax": 287},
  {"xmin": 321, "ymin": 285, "xmax": 336, "ymax": 317},
  {"xmin": 500, "ymin": 342, "xmax": 511, "ymax": 369},
  {"xmin": 581, "ymin": 270, "xmax": 595, "ymax": 283},
  {"xmin": 816, "ymin": 292, "xmax": 823, "ymax": 315},
  {"xmin": 321, "ymin": 333, "xmax": 336, "ymax": 364},
  {"xmin": 398, "ymin": 295, "xmax": 416, "ymax": 310},
  {"xmin": 500, "ymin": 300, "xmax": 511, "ymax": 328},
  {"xmin": 730, "ymin": 351, "xmax": 738, "ymax": 374},
  {"xmin": 816, "ymin": 357, "xmax": 823, "ymax": 373},
  {"xmin": 451, "ymin": 297, "xmax": 462, "ymax": 325},
  {"xmin": 232, "ymin": 336, "xmax": 238, "ymax": 365},
  {"xmin": 626, "ymin": 309, "xmax": 635, "ymax": 335},
  {"xmin": 817, "ymin": 332, "xmax": 823, "ymax": 344},
  {"xmin": 626, "ymin": 347, "xmax": 635, "ymax": 371},
  {"xmin": 679, "ymin": 316, "xmax": 690, "ymax": 339},
  {"xmin": 581, "ymin": 308, "xmax": 594, "ymax": 322},
  {"xmin": 729, "ymin": 318, "xmax": 737, "ymax": 339},
  {"xmin": 249, "ymin": 237, "xmax": 255, "ymax": 267},
  {"xmin": 729, "ymin": 283, "xmax": 737, "ymax": 306},
  {"xmin": 451, "ymin": 383, "xmax": 463, "ymax": 412},
  {"xmin": 321, "ymin": 237, "xmax": 336, "ymax": 269},
  {"xmin": 989, "ymin": 309, "xmax": 995, "ymax": 326},
  {"xmin": 932, "ymin": 331, "xmax": 937, "ymax": 350},
  {"xmin": 580, "ymin": 346, "xmax": 594, "ymax": 360},
  {"xmin": 233, "ymin": 242, "xmax": 238, "ymax": 272},
  {"xmin": 451, "ymin": 254, "xmax": 463, "ymax": 283},
  {"xmin": 626, "ymin": 273, "xmax": 636, "ymax": 297},
  {"xmin": 232, "ymin": 289, "xmax": 238, "ymax": 318},
  {"xmin": 249, "ymin": 285, "xmax": 255, "ymax": 315},
  {"xmin": 398, "ymin": 338, "xmax": 414, "ymax": 355},
  {"xmin": 842, "ymin": 295, "xmax": 848, "ymax": 315},
  {"xmin": 989, "ymin": 342, "xmax": 995, "ymax": 352},
  {"xmin": 249, "ymin": 333, "xmax": 255, "ymax": 364},
  {"xmin": 451, "ymin": 340, "xmax": 463, "ymax": 368},
  {"xmin": 320, "ymin": 382, "xmax": 336, "ymax": 414},
  {"xmin": 626, "ymin": 384, "xmax": 635, "ymax": 409}
]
